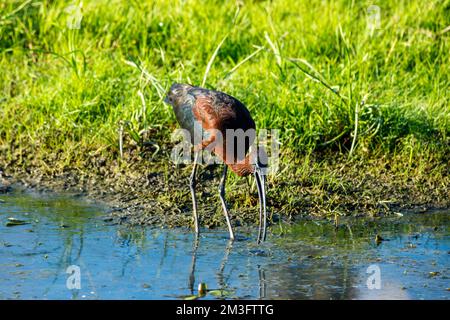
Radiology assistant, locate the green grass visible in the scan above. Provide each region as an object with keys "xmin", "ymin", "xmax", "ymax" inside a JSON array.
[{"xmin": 0, "ymin": 0, "xmax": 449, "ymax": 221}]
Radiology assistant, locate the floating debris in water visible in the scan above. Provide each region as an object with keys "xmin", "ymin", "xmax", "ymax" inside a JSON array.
[
  {"xmin": 6, "ymin": 218, "xmax": 30, "ymax": 227},
  {"xmin": 208, "ymin": 290, "xmax": 223, "ymax": 297},
  {"xmin": 375, "ymin": 234, "xmax": 385, "ymax": 245},
  {"xmin": 249, "ymin": 249, "xmax": 268, "ymax": 257},
  {"xmin": 209, "ymin": 289, "xmax": 234, "ymax": 298},
  {"xmin": 181, "ymin": 283, "xmax": 234, "ymax": 300},
  {"xmin": 198, "ymin": 282, "xmax": 207, "ymax": 296},
  {"xmin": 428, "ymin": 271, "xmax": 440, "ymax": 278}
]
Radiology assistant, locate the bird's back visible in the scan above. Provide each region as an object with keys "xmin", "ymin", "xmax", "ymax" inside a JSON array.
[
  {"xmin": 165, "ymin": 84, "xmax": 257, "ymax": 173},
  {"xmin": 165, "ymin": 83, "xmax": 255, "ymax": 138}
]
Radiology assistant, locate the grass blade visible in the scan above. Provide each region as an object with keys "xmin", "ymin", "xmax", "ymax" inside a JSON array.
[
  {"xmin": 202, "ymin": 35, "xmax": 228, "ymax": 87},
  {"xmin": 223, "ymin": 46, "xmax": 263, "ymax": 79}
]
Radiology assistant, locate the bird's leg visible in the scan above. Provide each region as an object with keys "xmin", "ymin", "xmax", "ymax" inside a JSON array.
[
  {"xmin": 255, "ymin": 171, "xmax": 267, "ymax": 244},
  {"xmin": 190, "ymin": 151, "xmax": 200, "ymax": 234},
  {"xmin": 218, "ymin": 165, "xmax": 235, "ymax": 240},
  {"xmin": 257, "ymin": 199, "xmax": 263, "ymax": 244}
]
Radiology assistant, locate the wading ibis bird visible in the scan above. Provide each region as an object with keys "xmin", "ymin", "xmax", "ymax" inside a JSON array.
[{"xmin": 164, "ymin": 83, "xmax": 267, "ymax": 243}]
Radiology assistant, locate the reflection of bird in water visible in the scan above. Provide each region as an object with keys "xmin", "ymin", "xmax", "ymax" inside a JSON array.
[
  {"xmin": 258, "ymin": 265, "xmax": 267, "ymax": 299},
  {"xmin": 165, "ymin": 83, "xmax": 267, "ymax": 243},
  {"xmin": 216, "ymin": 240, "xmax": 234, "ymax": 289},
  {"xmin": 188, "ymin": 236, "xmax": 235, "ymax": 297},
  {"xmin": 188, "ymin": 236, "xmax": 199, "ymax": 295}
]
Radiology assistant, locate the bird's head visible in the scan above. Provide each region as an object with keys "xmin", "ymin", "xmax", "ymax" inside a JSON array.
[{"xmin": 164, "ymin": 83, "xmax": 193, "ymax": 106}]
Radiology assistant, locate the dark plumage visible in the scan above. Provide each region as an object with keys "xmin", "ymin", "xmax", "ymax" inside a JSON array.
[{"xmin": 164, "ymin": 83, "xmax": 267, "ymax": 243}]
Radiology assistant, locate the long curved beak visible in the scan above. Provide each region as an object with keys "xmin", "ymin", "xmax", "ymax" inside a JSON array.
[{"xmin": 254, "ymin": 168, "xmax": 267, "ymax": 244}]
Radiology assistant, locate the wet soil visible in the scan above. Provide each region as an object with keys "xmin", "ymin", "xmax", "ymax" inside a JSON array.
[{"xmin": 1, "ymin": 149, "xmax": 448, "ymax": 231}]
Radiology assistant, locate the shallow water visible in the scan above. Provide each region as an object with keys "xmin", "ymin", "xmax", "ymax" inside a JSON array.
[{"xmin": 0, "ymin": 189, "xmax": 448, "ymax": 300}]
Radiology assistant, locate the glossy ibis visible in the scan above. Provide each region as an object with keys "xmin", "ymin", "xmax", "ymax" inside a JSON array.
[{"xmin": 164, "ymin": 83, "xmax": 267, "ymax": 243}]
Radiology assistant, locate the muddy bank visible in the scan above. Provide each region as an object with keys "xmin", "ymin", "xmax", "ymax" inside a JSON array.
[{"xmin": 1, "ymin": 148, "xmax": 449, "ymax": 231}]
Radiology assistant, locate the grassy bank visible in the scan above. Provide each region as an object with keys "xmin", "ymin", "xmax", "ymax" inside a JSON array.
[{"xmin": 0, "ymin": 0, "xmax": 449, "ymax": 227}]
